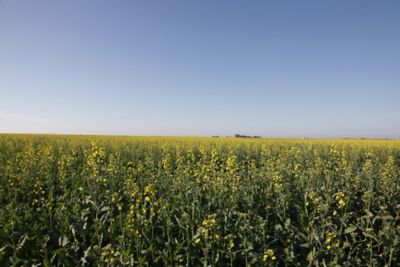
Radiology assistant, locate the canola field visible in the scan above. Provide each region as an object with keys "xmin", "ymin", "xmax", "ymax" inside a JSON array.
[{"xmin": 0, "ymin": 135, "xmax": 399, "ymax": 266}]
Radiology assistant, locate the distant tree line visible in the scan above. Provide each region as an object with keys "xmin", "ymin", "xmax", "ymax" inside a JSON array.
[
  {"xmin": 234, "ymin": 134, "xmax": 261, "ymax": 138},
  {"xmin": 211, "ymin": 135, "xmax": 261, "ymax": 138}
]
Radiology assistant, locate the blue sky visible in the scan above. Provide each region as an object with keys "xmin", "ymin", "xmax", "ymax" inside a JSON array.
[{"xmin": 0, "ymin": 0, "xmax": 399, "ymax": 138}]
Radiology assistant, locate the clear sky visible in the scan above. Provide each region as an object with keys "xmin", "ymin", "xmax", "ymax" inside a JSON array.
[{"xmin": 0, "ymin": 0, "xmax": 399, "ymax": 138}]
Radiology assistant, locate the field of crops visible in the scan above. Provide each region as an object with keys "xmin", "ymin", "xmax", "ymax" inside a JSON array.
[{"xmin": 0, "ymin": 135, "xmax": 399, "ymax": 266}]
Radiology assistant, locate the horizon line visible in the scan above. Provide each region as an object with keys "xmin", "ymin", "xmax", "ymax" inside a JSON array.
[{"xmin": 0, "ymin": 132, "xmax": 398, "ymax": 141}]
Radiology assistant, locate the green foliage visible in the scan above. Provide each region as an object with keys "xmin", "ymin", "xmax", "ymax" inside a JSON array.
[{"xmin": 0, "ymin": 135, "xmax": 399, "ymax": 266}]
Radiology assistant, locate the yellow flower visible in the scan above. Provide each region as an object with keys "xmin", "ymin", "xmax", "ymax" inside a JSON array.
[
  {"xmin": 111, "ymin": 193, "xmax": 118, "ymax": 203},
  {"xmin": 325, "ymin": 232, "xmax": 336, "ymax": 244},
  {"xmin": 262, "ymin": 255, "xmax": 268, "ymax": 262},
  {"xmin": 229, "ymin": 239, "xmax": 235, "ymax": 249},
  {"xmin": 262, "ymin": 249, "xmax": 276, "ymax": 262},
  {"xmin": 335, "ymin": 192, "xmax": 346, "ymax": 208},
  {"xmin": 144, "ymin": 184, "xmax": 154, "ymax": 195},
  {"xmin": 144, "ymin": 196, "xmax": 151, "ymax": 202},
  {"xmin": 202, "ymin": 214, "xmax": 217, "ymax": 228}
]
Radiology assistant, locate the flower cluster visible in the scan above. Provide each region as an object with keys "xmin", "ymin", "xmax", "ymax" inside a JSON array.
[
  {"xmin": 335, "ymin": 192, "xmax": 346, "ymax": 208},
  {"xmin": 262, "ymin": 249, "xmax": 277, "ymax": 262}
]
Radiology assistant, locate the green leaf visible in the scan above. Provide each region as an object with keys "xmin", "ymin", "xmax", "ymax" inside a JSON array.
[{"xmin": 345, "ymin": 226, "xmax": 357, "ymax": 234}]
